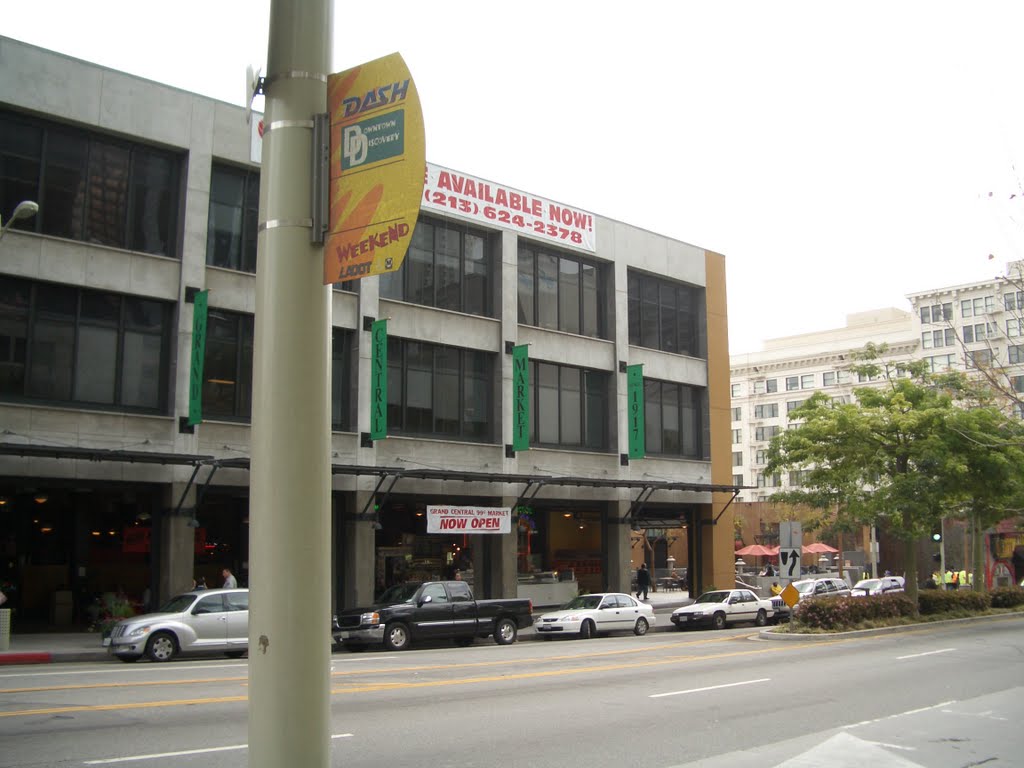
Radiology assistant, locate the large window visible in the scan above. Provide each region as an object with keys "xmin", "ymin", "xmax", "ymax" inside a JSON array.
[
  {"xmin": 202, "ymin": 310, "xmax": 254, "ymax": 421},
  {"xmin": 387, "ymin": 338, "xmax": 494, "ymax": 441},
  {"xmin": 627, "ymin": 271, "xmax": 705, "ymax": 356},
  {"xmin": 529, "ymin": 360, "xmax": 610, "ymax": 451},
  {"xmin": 0, "ymin": 276, "xmax": 170, "ymax": 411},
  {"xmin": 380, "ymin": 216, "xmax": 493, "ymax": 316},
  {"xmin": 207, "ymin": 164, "xmax": 259, "ymax": 272},
  {"xmin": 754, "ymin": 403, "xmax": 778, "ymax": 419},
  {"xmin": 331, "ymin": 330, "xmax": 355, "ymax": 431},
  {"xmin": 1, "ymin": 110, "xmax": 180, "ymax": 256},
  {"xmin": 519, "ymin": 244, "xmax": 607, "ymax": 338},
  {"xmin": 643, "ymin": 379, "xmax": 707, "ymax": 459}
]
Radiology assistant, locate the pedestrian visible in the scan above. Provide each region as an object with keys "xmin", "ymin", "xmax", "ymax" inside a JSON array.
[
  {"xmin": 770, "ymin": 581, "xmax": 783, "ymax": 596},
  {"xmin": 636, "ymin": 562, "xmax": 651, "ymax": 600},
  {"xmin": 222, "ymin": 568, "xmax": 237, "ymax": 589},
  {"xmin": 454, "ymin": 570, "xmax": 463, "ymax": 581},
  {"xmin": 194, "ymin": 576, "xmax": 207, "ymax": 590}
]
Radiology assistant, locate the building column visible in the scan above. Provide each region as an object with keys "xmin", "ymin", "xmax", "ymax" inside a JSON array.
[
  {"xmin": 159, "ymin": 482, "xmax": 195, "ymax": 602},
  {"xmin": 606, "ymin": 499, "xmax": 633, "ymax": 594},
  {"xmin": 340, "ymin": 490, "xmax": 377, "ymax": 608}
]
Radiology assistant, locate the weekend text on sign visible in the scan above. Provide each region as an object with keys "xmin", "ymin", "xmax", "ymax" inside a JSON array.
[{"xmin": 426, "ymin": 505, "xmax": 512, "ymax": 534}]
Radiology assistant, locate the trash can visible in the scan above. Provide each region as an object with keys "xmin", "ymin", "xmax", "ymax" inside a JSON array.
[{"xmin": 0, "ymin": 608, "xmax": 11, "ymax": 651}]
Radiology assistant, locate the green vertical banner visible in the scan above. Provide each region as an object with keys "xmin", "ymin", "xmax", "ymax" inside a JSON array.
[
  {"xmin": 627, "ymin": 364, "xmax": 645, "ymax": 459},
  {"xmin": 370, "ymin": 319, "xmax": 388, "ymax": 440},
  {"xmin": 512, "ymin": 344, "xmax": 530, "ymax": 452},
  {"xmin": 187, "ymin": 290, "xmax": 209, "ymax": 426}
]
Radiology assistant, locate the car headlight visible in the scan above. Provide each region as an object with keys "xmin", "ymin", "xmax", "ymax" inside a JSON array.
[
  {"xmin": 360, "ymin": 612, "xmax": 380, "ymax": 626},
  {"xmin": 560, "ymin": 614, "xmax": 582, "ymax": 622},
  {"xmin": 127, "ymin": 625, "xmax": 151, "ymax": 638}
]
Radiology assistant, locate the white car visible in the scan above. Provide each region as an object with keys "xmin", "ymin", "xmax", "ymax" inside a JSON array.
[
  {"xmin": 670, "ymin": 588, "xmax": 775, "ymax": 630},
  {"xmin": 534, "ymin": 592, "xmax": 655, "ymax": 639},
  {"xmin": 850, "ymin": 576, "xmax": 905, "ymax": 597}
]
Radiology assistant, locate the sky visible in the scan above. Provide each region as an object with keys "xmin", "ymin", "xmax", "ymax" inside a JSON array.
[{"xmin": 4, "ymin": 1, "xmax": 1023, "ymax": 353}]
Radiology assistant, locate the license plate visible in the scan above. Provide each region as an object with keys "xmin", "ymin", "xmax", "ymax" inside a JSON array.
[
  {"xmin": 102, "ymin": 637, "xmax": 111, "ymax": 647},
  {"xmin": 336, "ymin": 631, "xmax": 350, "ymax": 640}
]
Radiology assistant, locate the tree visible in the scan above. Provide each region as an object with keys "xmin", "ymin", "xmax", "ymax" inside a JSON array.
[{"xmin": 764, "ymin": 345, "xmax": 964, "ymax": 607}]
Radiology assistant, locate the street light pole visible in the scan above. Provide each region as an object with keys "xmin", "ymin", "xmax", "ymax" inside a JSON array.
[
  {"xmin": 248, "ymin": 1, "xmax": 333, "ymax": 766},
  {"xmin": 0, "ymin": 200, "xmax": 39, "ymax": 239}
]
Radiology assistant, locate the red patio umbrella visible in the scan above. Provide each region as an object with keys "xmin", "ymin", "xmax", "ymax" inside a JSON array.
[
  {"xmin": 734, "ymin": 544, "xmax": 776, "ymax": 557},
  {"xmin": 803, "ymin": 542, "xmax": 839, "ymax": 554}
]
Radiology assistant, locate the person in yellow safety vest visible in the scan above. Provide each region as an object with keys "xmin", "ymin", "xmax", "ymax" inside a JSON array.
[
  {"xmin": 959, "ymin": 568, "xmax": 968, "ymax": 589},
  {"xmin": 944, "ymin": 569, "xmax": 954, "ymax": 586}
]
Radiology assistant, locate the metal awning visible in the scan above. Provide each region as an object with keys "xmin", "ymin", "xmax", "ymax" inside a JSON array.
[{"xmin": 0, "ymin": 442, "xmax": 746, "ymax": 526}]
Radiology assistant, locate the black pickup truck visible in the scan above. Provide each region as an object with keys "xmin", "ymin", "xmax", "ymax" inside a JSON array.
[{"xmin": 333, "ymin": 580, "xmax": 533, "ymax": 651}]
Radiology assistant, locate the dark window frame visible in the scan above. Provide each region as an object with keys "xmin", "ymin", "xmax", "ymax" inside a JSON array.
[
  {"xmin": 386, "ymin": 337, "xmax": 495, "ymax": 442},
  {"xmin": 642, "ymin": 378, "xmax": 709, "ymax": 460},
  {"xmin": 519, "ymin": 243, "xmax": 609, "ymax": 339},
  {"xmin": 206, "ymin": 163, "xmax": 260, "ymax": 273},
  {"xmin": 528, "ymin": 360, "xmax": 611, "ymax": 452},
  {"xmin": 627, "ymin": 271, "xmax": 706, "ymax": 357},
  {"xmin": 379, "ymin": 215, "xmax": 495, "ymax": 317},
  {"xmin": 0, "ymin": 276, "xmax": 171, "ymax": 413},
  {"xmin": 1, "ymin": 109, "xmax": 182, "ymax": 257}
]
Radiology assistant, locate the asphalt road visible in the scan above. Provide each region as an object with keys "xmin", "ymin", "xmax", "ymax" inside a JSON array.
[{"xmin": 1, "ymin": 615, "xmax": 1021, "ymax": 767}]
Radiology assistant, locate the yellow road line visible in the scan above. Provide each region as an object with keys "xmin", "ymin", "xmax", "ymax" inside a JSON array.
[{"xmin": 0, "ymin": 637, "xmax": 832, "ymax": 719}]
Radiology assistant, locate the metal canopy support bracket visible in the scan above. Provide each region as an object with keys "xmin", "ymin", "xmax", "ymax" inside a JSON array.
[
  {"xmin": 620, "ymin": 484, "xmax": 657, "ymax": 526},
  {"xmin": 705, "ymin": 489, "xmax": 742, "ymax": 526},
  {"xmin": 512, "ymin": 479, "xmax": 545, "ymax": 513},
  {"xmin": 356, "ymin": 471, "xmax": 403, "ymax": 520}
]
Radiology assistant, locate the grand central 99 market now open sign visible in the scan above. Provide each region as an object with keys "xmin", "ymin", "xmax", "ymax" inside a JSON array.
[{"xmin": 324, "ymin": 52, "xmax": 425, "ymax": 284}]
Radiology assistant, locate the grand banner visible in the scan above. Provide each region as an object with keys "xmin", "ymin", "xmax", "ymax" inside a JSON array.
[
  {"xmin": 324, "ymin": 53, "xmax": 426, "ymax": 283},
  {"xmin": 423, "ymin": 163, "xmax": 596, "ymax": 252}
]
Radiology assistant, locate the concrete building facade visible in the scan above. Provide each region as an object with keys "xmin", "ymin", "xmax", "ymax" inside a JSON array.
[{"xmin": 0, "ymin": 37, "xmax": 737, "ymax": 627}]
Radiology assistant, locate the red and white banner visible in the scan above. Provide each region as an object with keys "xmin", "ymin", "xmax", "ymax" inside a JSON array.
[
  {"xmin": 423, "ymin": 163, "xmax": 596, "ymax": 252},
  {"xmin": 427, "ymin": 505, "xmax": 511, "ymax": 534}
]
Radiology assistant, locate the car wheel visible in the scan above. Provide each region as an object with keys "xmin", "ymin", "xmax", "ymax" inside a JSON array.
[
  {"xmin": 712, "ymin": 612, "xmax": 727, "ymax": 630},
  {"xmin": 633, "ymin": 617, "xmax": 649, "ymax": 636},
  {"xmin": 383, "ymin": 623, "xmax": 411, "ymax": 651},
  {"xmin": 755, "ymin": 609, "xmax": 768, "ymax": 627},
  {"xmin": 146, "ymin": 631, "xmax": 178, "ymax": 662},
  {"xmin": 225, "ymin": 650, "xmax": 247, "ymax": 658},
  {"xmin": 579, "ymin": 619, "xmax": 595, "ymax": 639},
  {"xmin": 494, "ymin": 618, "xmax": 518, "ymax": 645}
]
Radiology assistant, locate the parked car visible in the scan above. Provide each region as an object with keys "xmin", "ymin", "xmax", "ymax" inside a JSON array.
[
  {"xmin": 850, "ymin": 576, "xmax": 904, "ymax": 597},
  {"xmin": 670, "ymin": 588, "xmax": 776, "ymax": 630},
  {"xmin": 333, "ymin": 580, "xmax": 533, "ymax": 651},
  {"xmin": 791, "ymin": 577, "xmax": 852, "ymax": 602},
  {"xmin": 534, "ymin": 593, "xmax": 655, "ymax": 639},
  {"xmin": 105, "ymin": 588, "xmax": 249, "ymax": 663}
]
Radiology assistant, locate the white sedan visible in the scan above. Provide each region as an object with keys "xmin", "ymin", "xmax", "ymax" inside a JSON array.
[
  {"xmin": 670, "ymin": 588, "xmax": 775, "ymax": 630},
  {"xmin": 534, "ymin": 592, "xmax": 656, "ymax": 639}
]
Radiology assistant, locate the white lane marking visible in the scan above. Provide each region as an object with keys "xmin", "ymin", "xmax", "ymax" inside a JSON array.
[
  {"xmin": 649, "ymin": 678, "xmax": 771, "ymax": 698},
  {"xmin": 896, "ymin": 648, "xmax": 955, "ymax": 660},
  {"xmin": 83, "ymin": 734, "xmax": 352, "ymax": 764},
  {"xmin": 844, "ymin": 700, "xmax": 956, "ymax": 729}
]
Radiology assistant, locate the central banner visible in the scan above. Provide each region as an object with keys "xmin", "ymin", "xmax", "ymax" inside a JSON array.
[
  {"xmin": 324, "ymin": 52, "xmax": 426, "ymax": 283},
  {"xmin": 427, "ymin": 505, "xmax": 512, "ymax": 534}
]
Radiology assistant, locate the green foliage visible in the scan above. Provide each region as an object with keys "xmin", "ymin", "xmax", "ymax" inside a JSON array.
[
  {"xmin": 917, "ymin": 589, "xmax": 990, "ymax": 615},
  {"xmin": 791, "ymin": 594, "xmax": 916, "ymax": 630},
  {"xmin": 989, "ymin": 587, "xmax": 1024, "ymax": 608}
]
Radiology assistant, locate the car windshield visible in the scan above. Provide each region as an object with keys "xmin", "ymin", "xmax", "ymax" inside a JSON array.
[
  {"xmin": 854, "ymin": 580, "xmax": 880, "ymax": 590},
  {"xmin": 377, "ymin": 583, "xmax": 422, "ymax": 604},
  {"xmin": 562, "ymin": 595, "xmax": 603, "ymax": 610},
  {"xmin": 793, "ymin": 581, "xmax": 816, "ymax": 594},
  {"xmin": 157, "ymin": 594, "xmax": 197, "ymax": 613},
  {"xmin": 694, "ymin": 591, "xmax": 730, "ymax": 604}
]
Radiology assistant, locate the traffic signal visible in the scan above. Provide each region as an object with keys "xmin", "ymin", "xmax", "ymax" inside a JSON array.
[{"xmin": 931, "ymin": 530, "xmax": 942, "ymax": 542}]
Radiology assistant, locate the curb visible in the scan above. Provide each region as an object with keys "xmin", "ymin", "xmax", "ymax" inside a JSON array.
[
  {"xmin": 0, "ymin": 651, "xmax": 53, "ymax": 665},
  {"xmin": 756, "ymin": 610, "xmax": 1024, "ymax": 641}
]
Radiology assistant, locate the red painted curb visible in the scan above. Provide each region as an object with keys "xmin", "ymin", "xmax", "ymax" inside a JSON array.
[{"xmin": 0, "ymin": 652, "xmax": 52, "ymax": 665}]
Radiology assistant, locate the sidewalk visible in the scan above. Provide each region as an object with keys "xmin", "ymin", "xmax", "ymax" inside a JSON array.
[{"xmin": 0, "ymin": 589, "xmax": 695, "ymax": 666}]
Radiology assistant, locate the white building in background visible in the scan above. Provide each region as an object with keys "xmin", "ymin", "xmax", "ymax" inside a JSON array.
[
  {"xmin": 730, "ymin": 261, "xmax": 1024, "ymax": 502},
  {"xmin": 730, "ymin": 309, "xmax": 917, "ymax": 502}
]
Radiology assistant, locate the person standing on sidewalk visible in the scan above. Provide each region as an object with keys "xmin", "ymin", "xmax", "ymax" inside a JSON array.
[
  {"xmin": 222, "ymin": 568, "xmax": 238, "ymax": 589},
  {"xmin": 636, "ymin": 563, "xmax": 651, "ymax": 601}
]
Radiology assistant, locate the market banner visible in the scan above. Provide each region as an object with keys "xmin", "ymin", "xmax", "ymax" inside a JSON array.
[
  {"xmin": 370, "ymin": 319, "xmax": 388, "ymax": 440},
  {"xmin": 627, "ymin": 364, "xmax": 645, "ymax": 459},
  {"xmin": 187, "ymin": 290, "xmax": 208, "ymax": 426},
  {"xmin": 423, "ymin": 163, "xmax": 596, "ymax": 252},
  {"xmin": 427, "ymin": 505, "xmax": 511, "ymax": 534},
  {"xmin": 512, "ymin": 344, "xmax": 530, "ymax": 452},
  {"xmin": 324, "ymin": 52, "xmax": 426, "ymax": 283}
]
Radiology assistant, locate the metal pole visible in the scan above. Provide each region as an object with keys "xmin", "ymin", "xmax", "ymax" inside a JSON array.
[
  {"xmin": 248, "ymin": 2, "xmax": 332, "ymax": 767},
  {"xmin": 870, "ymin": 525, "xmax": 878, "ymax": 578}
]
